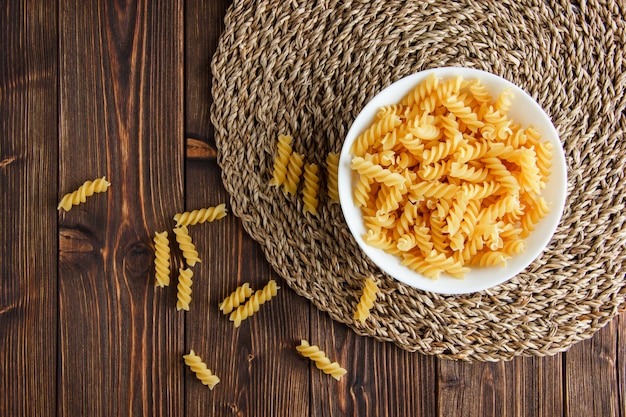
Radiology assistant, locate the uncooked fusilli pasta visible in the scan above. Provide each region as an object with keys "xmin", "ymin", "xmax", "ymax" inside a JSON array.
[
  {"xmin": 302, "ymin": 163, "xmax": 319, "ymax": 215},
  {"xmin": 174, "ymin": 203, "xmax": 227, "ymax": 226},
  {"xmin": 354, "ymin": 276, "xmax": 379, "ymax": 323},
  {"xmin": 176, "ymin": 267, "xmax": 193, "ymax": 311},
  {"xmin": 219, "ymin": 282, "xmax": 253, "ymax": 314},
  {"xmin": 283, "ymin": 151, "xmax": 304, "ymax": 195},
  {"xmin": 296, "ymin": 340, "xmax": 347, "ymax": 381},
  {"xmin": 229, "ymin": 280, "xmax": 279, "ymax": 327},
  {"xmin": 350, "ymin": 157, "xmax": 405, "ymax": 187},
  {"xmin": 349, "ymin": 74, "xmax": 553, "ymax": 279},
  {"xmin": 153, "ymin": 231, "xmax": 170, "ymax": 287},
  {"xmin": 183, "ymin": 350, "xmax": 220, "ymax": 389},
  {"xmin": 57, "ymin": 176, "xmax": 111, "ymax": 212},
  {"xmin": 173, "ymin": 225, "xmax": 201, "ymax": 266},
  {"xmin": 269, "ymin": 134, "xmax": 293, "ymax": 187}
]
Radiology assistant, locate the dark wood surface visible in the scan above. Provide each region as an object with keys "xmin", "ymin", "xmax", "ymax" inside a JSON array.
[{"xmin": 1, "ymin": 1, "xmax": 624, "ymax": 416}]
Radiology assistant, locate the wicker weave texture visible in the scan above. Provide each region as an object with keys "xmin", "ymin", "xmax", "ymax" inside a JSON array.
[{"xmin": 211, "ymin": 0, "xmax": 626, "ymax": 361}]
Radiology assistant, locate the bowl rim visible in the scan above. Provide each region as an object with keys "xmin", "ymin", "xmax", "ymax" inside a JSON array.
[{"xmin": 338, "ymin": 66, "xmax": 568, "ymax": 295}]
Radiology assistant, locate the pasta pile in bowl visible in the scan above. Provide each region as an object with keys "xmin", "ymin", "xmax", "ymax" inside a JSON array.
[{"xmin": 338, "ymin": 67, "xmax": 567, "ymax": 294}]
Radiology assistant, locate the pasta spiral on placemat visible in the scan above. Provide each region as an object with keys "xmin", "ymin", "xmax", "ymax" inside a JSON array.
[{"xmin": 211, "ymin": 0, "xmax": 626, "ymax": 361}]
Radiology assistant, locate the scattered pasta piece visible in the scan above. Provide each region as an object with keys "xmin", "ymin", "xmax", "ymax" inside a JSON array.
[
  {"xmin": 153, "ymin": 231, "xmax": 170, "ymax": 287},
  {"xmin": 173, "ymin": 225, "xmax": 201, "ymax": 267},
  {"xmin": 350, "ymin": 74, "xmax": 553, "ymax": 278},
  {"xmin": 302, "ymin": 162, "xmax": 320, "ymax": 215},
  {"xmin": 283, "ymin": 151, "xmax": 305, "ymax": 195},
  {"xmin": 176, "ymin": 268, "xmax": 193, "ymax": 311},
  {"xmin": 269, "ymin": 134, "xmax": 293, "ymax": 187},
  {"xmin": 174, "ymin": 203, "xmax": 227, "ymax": 227},
  {"xmin": 183, "ymin": 350, "xmax": 220, "ymax": 389},
  {"xmin": 219, "ymin": 282, "xmax": 253, "ymax": 314},
  {"xmin": 326, "ymin": 152, "xmax": 340, "ymax": 203},
  {"xmin": 229, "ymin": 280, "xmax": 279, "ymax": 327},
  {"xmin": 296, "ymin": 340, "xmax": 347, "ymax": 381},
  {"xmin": 57, "ymin": 176, "xmax": 111, "ymax": 211},
  {"xmin": 354, "ymin": 276, "xmax": 379, "ymax": 323}
]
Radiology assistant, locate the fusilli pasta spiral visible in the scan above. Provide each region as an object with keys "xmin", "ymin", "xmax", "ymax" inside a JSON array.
[
  {"xmin": 173, "ymin": 225, "xmax": 201, "ymax": 266},
  {"xmin": 57, "ymin": 176, "xmax": 111, "ymax": 211},
  {"xmin": 283, "ymin": 151, "xmax": 304, "ymax": 195},
  {"xmin": 296, "ymin": 340, "xmax": 347, "ymax": 381},
  {"xmin": 174, "ymin": 203, "xmax": 227, "ymax": 226},
  {"xmin": 176, "ymin": 268, "xmax": 193, "ymax": 311},
  {"xmin": 183, "ymin": 350, "xmax": 220, "ymax": 389},
  {"xmin": 269, "ymin": 134, "xmax": 293, "ymax": 187},
  {"xmin": 352, "ymin": 113, "xmax": 402, "ymax": 156},
  {"xmin": 302, "ymin": 163, "xmax": 320, "ymax": 215},
  {"xmin": 354, "ymin": 276, "xmax": 379, "ymax": 323},
  {"xmin": 229, "ymin": 280, "xmax": 279, "ymax": 327},
  {"xmin": 219, "ymin": 282, "xmax": 253, "ymax": 314},
  {"xmin": 350, "ymin": 157, "xmax": 406, "ymax": 187},
  {"xmin": 153, "ymin": 231, "xmax": 170, "ymax": 287},
  {"xmin": 401, "ymin": 72, "xmax": 439, "ymax": 107}
]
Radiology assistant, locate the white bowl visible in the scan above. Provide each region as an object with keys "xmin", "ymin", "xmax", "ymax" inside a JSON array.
[{"xmin": 338, "ymin": 67, "xmax": 568, "ymax": 294}]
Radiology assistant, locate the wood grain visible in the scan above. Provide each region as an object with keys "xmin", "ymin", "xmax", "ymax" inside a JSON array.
[
  {"xmin": 58, "ymin": 0, "xmax": 184, "ymax": 415},
  {"xmin": 186, "ymin": 138, "xmax": 217, "ymax": 160},
  {"xmin": 309, "ymin": 310, "xmax": 438, "ymax": 417},
  {"xmin": 565, "ymin": 320, "xmax": 621, "ymax": 417},
  {"xmin": 438, "ymin": 351, "xmax": 563, "ymax": 417},
  {"xmin": 185, "ymin": 0, "xmax": 229, "ymax": 143},
  {"xmin": 0, "ymin": 1, "xmax": 58, "ymax": 416},
  {"xmin": 184, "ymin": 1, "xmax": 310, "ymax": 413},
  {"xmin": 181, "ymin": 158, "xmax": 312, "ymax": 415}
]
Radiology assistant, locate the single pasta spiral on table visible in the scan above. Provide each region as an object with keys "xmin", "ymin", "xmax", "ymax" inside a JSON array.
[
  {"xmin": 176, "ymin": 268, "xmax": 193, "ymax": 311},
  {"xmin": 173, "ymin": 225, "xmax": 201, "ymax": 266},
  {"xmin": 269, "ymin": 134, "xmax": 293, "ymax": 187},
  {"xmin": 183, "ymin": 350, "xmax": 220, "ymax": 389},
  {"xmin": 229, "ymin": 280, "xmax": 279, "ymax": 328},
  {"xmin": 57, "ymin": 176, "xmax": 111, "ymax": 211},
  {"xmin": 153, "ymin": 231, "xmax": 170, "ymax": 287},
  {"xmin": 354, "ymin": 276, "xmax": 379, "ymax": 323},
  {"xmin": 174, "ymin": 203, "xmax": 227, "ymax": 226},
  {"xmin": 302, "ymin": 162, "xmax": 320, "ymax": 215},
  {"xmin": 296, "ymin": 340, "xmax": 347, "ymax": 381},
  {"xmin": 325, "ymin": 152, "xmax": 340, "ymax": 203},
  {"xmin": 219, "ymin": 282, "xmax": 253, "ymax": 314}
]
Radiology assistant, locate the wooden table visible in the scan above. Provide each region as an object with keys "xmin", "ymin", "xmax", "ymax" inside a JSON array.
[{"xmin": 2, "ymin": 1, "xmax": 625, "ymax": 416}]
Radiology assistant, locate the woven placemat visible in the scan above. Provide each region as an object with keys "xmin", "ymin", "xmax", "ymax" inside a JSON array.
[{"xmin": 211, "ymin": 0, "xmax": 626, "ymax": 361}]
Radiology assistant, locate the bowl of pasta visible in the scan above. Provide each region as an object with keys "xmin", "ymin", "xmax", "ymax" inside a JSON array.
[{"xmin": 338, "ymin": 67, "xmax": 567, "ymax": 294}]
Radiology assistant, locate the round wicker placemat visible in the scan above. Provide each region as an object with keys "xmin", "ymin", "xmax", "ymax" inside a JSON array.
[{"xmin": 211, "ymin": 0, "xmax": 626, "ymax": 361}]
